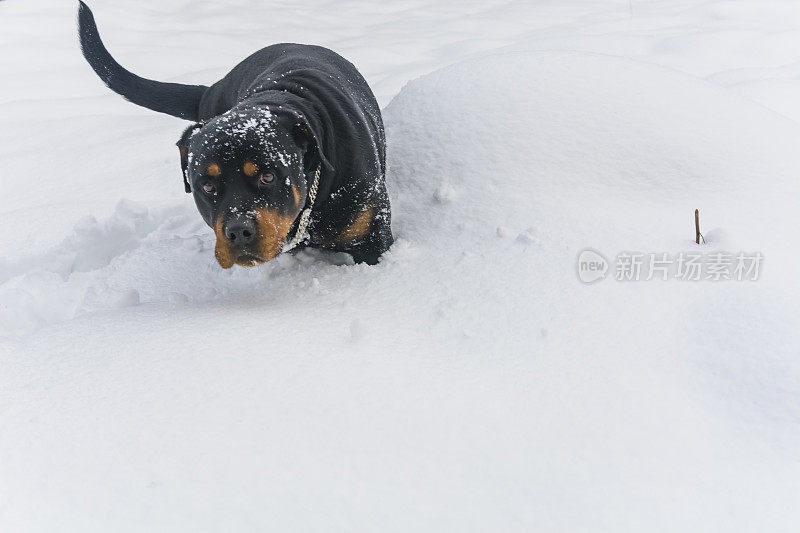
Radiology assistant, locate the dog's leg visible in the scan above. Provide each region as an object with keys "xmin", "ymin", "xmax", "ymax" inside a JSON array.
[
  {"xmin": 349, "ymin": 229, "xmax": 392, "ymax": 265},
  {"xmin": 347, "ymin": 194, "xmax": 393, "ymax": 265}
]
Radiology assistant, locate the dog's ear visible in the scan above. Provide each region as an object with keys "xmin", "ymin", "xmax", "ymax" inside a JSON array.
[
  {"xmin": 176, "ymin": 123, "xmax": 202, "ymax": 193},
  {"xmin": 291, "ymin": 120, "xmax": 334, "ymax": 173}
]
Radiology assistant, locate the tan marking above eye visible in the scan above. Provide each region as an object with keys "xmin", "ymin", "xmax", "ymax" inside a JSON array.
[
  {"xmin": 206, "ymin": 163, "xmax": 221, "ymax": 177},
  {"xmin": 243, "ymin": 161, "xmax": 259, "ymax": 177}
]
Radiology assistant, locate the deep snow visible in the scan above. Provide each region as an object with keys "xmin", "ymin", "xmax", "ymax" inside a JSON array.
[{"xmin": 1, "ymin": 1, "xmax": 800, "ymax": 531}]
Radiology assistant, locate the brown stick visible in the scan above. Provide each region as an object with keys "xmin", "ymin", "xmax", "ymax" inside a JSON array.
[{"xmin": 695, "ymin": 209, "xmax": 700, "ymax": 244}]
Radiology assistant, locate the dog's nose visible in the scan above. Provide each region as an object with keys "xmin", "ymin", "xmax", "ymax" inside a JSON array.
[{"xmin": 224, "ymin": 216, "xmax": 256, "ymax": 245}]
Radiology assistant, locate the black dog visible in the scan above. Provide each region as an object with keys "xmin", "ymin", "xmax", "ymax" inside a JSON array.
[{"xmin": 78, "ymin": 2, "xmax": 392, "ymax": 267}]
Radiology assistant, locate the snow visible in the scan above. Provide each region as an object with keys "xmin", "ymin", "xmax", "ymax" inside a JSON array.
[{"xmin": 1, "ymin": 1, "xmax": 800, "ymax": 531}]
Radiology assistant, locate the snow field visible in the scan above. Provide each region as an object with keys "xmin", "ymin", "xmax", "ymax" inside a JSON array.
[{"xmin": 1, "ymin": 1, "xmax": 800, "ymax": 531}]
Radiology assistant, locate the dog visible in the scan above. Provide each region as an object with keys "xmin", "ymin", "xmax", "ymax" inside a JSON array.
[{"xmin": 78, "ymin": 2, "xmax": 392, "ymax": 267}]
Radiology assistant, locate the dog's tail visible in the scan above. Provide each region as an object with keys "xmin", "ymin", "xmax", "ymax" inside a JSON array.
[{"xmin": 78, "ymin": 1, "xmax": 207, "ymax": 121}]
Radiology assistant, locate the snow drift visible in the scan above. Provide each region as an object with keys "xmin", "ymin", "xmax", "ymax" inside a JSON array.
[{"xmin": 2, "ymin": 49, "xmax": 799, "ymax": 531}]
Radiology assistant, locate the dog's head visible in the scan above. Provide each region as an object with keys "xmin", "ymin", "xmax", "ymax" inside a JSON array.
[{"xmin": 178, "ymin": 107, "xmax": 330, "ymax": 268}]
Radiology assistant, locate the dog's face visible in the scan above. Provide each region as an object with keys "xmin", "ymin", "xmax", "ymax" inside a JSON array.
[{"xmin": 178, "ymin": 108, "xmax": 313, "ymax": 268}]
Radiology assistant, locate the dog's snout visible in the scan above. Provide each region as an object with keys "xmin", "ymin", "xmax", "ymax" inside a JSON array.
[{"xmin": 224, "ymin": 216, "xmax": 256, "ymax": 245}]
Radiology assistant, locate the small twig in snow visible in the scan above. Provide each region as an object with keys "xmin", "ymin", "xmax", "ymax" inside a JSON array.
[{"xmin": 694, "ymin": 209, "xmax": 705, "ymax": 244}]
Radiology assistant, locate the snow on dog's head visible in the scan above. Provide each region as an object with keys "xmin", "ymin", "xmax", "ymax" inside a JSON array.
[{"xmin": 177, "ymin": 107, "xmax": 319, "ymax": 268}]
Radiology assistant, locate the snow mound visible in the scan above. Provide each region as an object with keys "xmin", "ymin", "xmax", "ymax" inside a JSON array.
[
  {"xmin": 386, "ymin": 51, "xmax": 800, "ymax": 253},
  {"xmin": 2, "ymin": 51, "xmax": 800, "ymax": 531}
]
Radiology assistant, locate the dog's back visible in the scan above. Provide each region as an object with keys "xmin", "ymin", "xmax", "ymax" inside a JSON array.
[{"xmin": 198, "ymin": 43, "xmax": 386, "ymax": 180}]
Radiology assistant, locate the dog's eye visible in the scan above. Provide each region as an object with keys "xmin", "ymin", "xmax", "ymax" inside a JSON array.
[
  {"xmin": 202, "ymin": 182, "xmax": 216, "ymax": 195},
  {"xmin": 259, "ymin": 172, "xmax": 275, "ymax": 186}
]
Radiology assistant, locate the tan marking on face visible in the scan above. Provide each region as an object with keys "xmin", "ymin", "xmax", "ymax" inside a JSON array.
[
  {"xmin": 212, "ymin": 208, "xmax": 300, "ymax": 268},
  {"xmin": 213, "ymin": 218, "xmax": 235, "ymax": 269},
  {"xmin": 336, "ymin": 206, "xmax": 374, "ymax": 247},
  {"xmin": 254, "ymin": 207, "xmax": 297, "ymax": 262},
  {"xmin": 206, "ymin": 163, "xmax": 221, "ymax": 177},
  {"xmin": 292, "ymin": 186, "xmax": 302, "ymax": 207},
  {"xmin": 243, "ymin": 161, "xmax": 258, "ymax": 177}
]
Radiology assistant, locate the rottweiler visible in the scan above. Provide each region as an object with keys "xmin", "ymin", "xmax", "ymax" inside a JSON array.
[{"xmin": 77, "ymin": 2, "xmax": 392, "ymax": 267}]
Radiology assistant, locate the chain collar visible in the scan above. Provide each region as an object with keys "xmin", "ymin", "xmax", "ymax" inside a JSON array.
[{"xmin": 282, "ymin": 164, "xmax": 321, "ymax": 253}]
